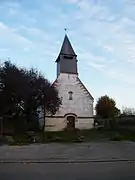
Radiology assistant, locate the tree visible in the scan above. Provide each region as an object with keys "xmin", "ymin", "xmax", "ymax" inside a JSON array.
[
  {"xmin": 23, "ymin": 70, "xmax": 61, "ymax": 130},
  {"xmin": 95, "ymin": 95, "xmax": 116, "ymax": 119},
  {"xmin": 0, "ymin": 61, "xmax": 25, "ymax": 118},
  {"xmin": 122, "ymin": 107, "xmax": 135, "ymax": 116},
  {"xmin": 0, "ymin": 61, "xmax": 27, "ymax": 133},
  {"xmin": 114, "ymin": 107, "xmax": 121, "ymax": 117},
  {"xmin": 0, "ymin": 61, "xmax": 61, "ymax": 133}
]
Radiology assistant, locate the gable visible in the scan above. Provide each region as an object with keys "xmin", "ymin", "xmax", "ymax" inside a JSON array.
[
  {"xmin": 52, "ymin": 75, "xmax": 94, "ymax": 100},
  {"xmin": 77, "ymin": 77, "xmax": 94, "ymax": 100},
  {"xmin": 50, "ymin": 73, "xmax": 94, "ymax": 117}
]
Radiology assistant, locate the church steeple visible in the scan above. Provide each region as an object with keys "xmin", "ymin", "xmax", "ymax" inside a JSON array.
[
  {"xmin": 59, "ymin": 34, "xmax": 76, "ymax": 57},
  {"xmin": 56, "ymin": 34, "xmax": 78, "ymax": 77}
]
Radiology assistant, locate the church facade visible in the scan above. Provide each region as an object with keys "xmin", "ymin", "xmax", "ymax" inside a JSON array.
[{"xmin": 45, "ymin": 35, "xmax": 94, "ymax": 131}]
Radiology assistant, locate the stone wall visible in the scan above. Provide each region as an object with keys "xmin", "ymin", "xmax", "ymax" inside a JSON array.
[
  {"xmin": 45, "ymin": 73, "xmax": 94, "ymax": 131},
  {"xmin": 53, "ymin": 73, "xmax": 93, "ymax": 117}
]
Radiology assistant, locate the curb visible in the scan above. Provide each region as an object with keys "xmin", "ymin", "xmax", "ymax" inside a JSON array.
[{"xmin": 0, "ymin": 159, "xmax": 135, "ymax": 164}]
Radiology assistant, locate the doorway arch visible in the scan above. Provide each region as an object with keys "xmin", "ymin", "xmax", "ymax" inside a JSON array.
[{"xmin": 64, "ymin": 113, "xmax": 77, "ymax": 130}]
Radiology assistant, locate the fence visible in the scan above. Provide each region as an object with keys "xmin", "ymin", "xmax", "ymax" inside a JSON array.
[{"xmin": 94, "ymin": 115, "xmax": 135, "ymax": 130}]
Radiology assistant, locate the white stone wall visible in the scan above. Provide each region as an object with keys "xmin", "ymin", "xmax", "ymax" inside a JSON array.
[
  {"xmin": 45, "ymin": 73, "xmax": 94, "ymax": 131},
  {"xmin": 45, "ymin": 117, "xmax": 94, "ymax": 131},
  {"xmin": 45, "ymin": 117, "xmax": 66, "ymax": 131},
  {"xmin": 55, "ymin": 73, "xmax": 93, "ymax": 117},
  {"xmin": 75, "ymin": 118, "xmax": 94, "ymax": 130}
]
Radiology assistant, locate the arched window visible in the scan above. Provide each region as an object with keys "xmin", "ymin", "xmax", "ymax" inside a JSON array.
[{"xmin": 68, "ymin": 91, "xmax": 73, "ymax": 100}]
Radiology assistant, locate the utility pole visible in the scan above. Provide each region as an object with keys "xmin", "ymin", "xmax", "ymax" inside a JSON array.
[
  {"xmin": 0, "ymin": 117, "xmax": 3, "ymax": 137},
  {"xmin": 43, "ymin": 103, "xmax": 45, "ymax": 131}
]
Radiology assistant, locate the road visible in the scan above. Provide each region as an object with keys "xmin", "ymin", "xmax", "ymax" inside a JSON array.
[
  {"xmin": 0, "ymin": 161, "xmax": 135, "ymax": 180},
  {"xmin": 1, "ymin": 141, "xmax": 135, "ymax": 161}
]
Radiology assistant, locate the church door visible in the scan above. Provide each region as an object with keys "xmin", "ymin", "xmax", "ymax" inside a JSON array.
[{"xmin": 67, "ymin": 116, "xmax": 75, "ymax": 130}]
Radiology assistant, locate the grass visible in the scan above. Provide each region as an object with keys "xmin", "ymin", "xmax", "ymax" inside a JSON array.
[
  {"xmin": 11, "ymin": 134, "xmax": 33, "ymax": 145},
  {"xmin": 1, "ymin": 127, "xmax": 135, "ymax": 146},
  {"xmin": 39, "ymin": 128, "xmax": 118, "ymax": 143},
  {"xmin": 40, "ymin": 130, "xmax": 85, "ymax": 143},
  {"xmin": 10, "ymin": 129, "xmax": 117, "ymax": 145}
]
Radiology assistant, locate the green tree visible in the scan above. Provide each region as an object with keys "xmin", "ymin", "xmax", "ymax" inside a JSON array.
[
  {"xmin": 95, "ymin": 95, "xmax": 116, "ymax": 118},
  {"xmin": 0, "ymin": 61, "xmax": 61, "ymax": 133}
]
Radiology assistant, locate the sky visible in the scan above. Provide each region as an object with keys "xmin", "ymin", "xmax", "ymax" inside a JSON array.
[{"xmin": 0, "ymin": 0, "xmax": 135, "ymax": 110}]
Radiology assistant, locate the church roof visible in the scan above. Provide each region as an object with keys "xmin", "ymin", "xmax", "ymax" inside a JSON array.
[
  {"xmin": 56, "ymin": 34, "xmax": 76, "ymax": 62},
  {"xmin": 60, "ymin": 34, "xmax": 76, "ymax": 56}
]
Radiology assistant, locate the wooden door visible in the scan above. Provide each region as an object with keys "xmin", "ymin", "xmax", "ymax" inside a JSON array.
[{"xmin": 67, "ymin": 116, "xmax": 75, "ymax": 130}]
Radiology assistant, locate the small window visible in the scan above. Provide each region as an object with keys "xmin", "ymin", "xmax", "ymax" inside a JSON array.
[
  {"xmin": 64, "ymin": 55, "xmax": 73, "ymax": 59},
  {"xmin": 68, "ymin": 91, "xmax": 73, "ymax": 100}
]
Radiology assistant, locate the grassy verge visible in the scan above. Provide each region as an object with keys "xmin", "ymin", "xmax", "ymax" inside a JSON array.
[
  {"xmin": 1, "ymin": 128, "xmax": 135, "ymax": 145},
  {"xmin": 9, "ymin": 129, "xmax": 121, "ymax": 145}
]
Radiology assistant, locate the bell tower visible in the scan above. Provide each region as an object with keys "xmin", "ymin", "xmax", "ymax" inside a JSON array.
[{"xmin": 56, "ymin": 34, "xmax": 78, "ymax": 77}]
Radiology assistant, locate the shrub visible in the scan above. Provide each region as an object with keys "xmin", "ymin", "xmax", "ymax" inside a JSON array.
[{"xmin": 110, "ymin": 132, "xmax": 123, "ymax": 141}]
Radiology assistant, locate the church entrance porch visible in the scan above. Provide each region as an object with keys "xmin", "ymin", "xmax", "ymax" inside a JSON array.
[{"xmin": 66, "ymin": 116, "xmax": 75, "ymax": 130}]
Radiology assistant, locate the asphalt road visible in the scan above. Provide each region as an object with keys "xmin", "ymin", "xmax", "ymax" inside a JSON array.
[
  {"xmin": 0, "ymin": 161, "xmax": 135, "ymax": 180},
  {"xmin": 1, "ymin": 142, "xmax": 135, "ymax": 161}
]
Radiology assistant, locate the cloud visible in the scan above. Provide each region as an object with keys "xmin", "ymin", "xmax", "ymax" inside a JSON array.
[
  {"xmin": 68, "ymin": 0, "xmax": 78, "ymax": 3},
  {"xmin": 67, "ymin": 1, "xmax": 135, "ymax": 82},
  {"xmin": 23, "ymin": 47, "xmax": 30, "ymax": 52},
  {"xmin": 103, "ymin": 45, "xmax": 114, "ymax": 52},
  {"xmin": 83, "ymin": 52, "xmax": 135, "ymax": 86},
  {"xmin": 0, "ymin": 22, "xmax": 32, "ymax": 45},
  {"xmin": 20, "ymin": 26, "xmax": 42, "ymax": 36},
  {"xmin": 0, "ymin": 48, "xmax": 9, "ymax": 52},
  {"xmin": 0, "ymin": 0, "xmax": 135, "ymax": 108},
  {"xmin": 0, "ymin": 21, "xmax": 34, "ymax": 64},
  {"xmin": 87, "ymin": 61, "xmax": 105, "ymax": 71},
  {"xmin": 0, "ymin": 1, "xmax": 36, "ymax": 25}
]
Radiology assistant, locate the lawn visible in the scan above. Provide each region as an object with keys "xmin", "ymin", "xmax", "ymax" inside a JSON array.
[
  {"xmin": 40, "ymin": 129, "xmax": 110, "ymax": 143},
  {"xmin": 1, "ymin": 127, "xmax": 135, "ymax": 145}
]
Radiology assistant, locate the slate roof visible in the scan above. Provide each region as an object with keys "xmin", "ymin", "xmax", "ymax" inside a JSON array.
[{"xmin": 56, "ymin": 34, "xmax": 77, "ymax": 62}]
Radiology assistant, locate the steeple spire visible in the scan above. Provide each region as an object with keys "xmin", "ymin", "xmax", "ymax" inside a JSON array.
[{"xmin": 59, "ymin": 34, "xmax": 76, "ymax": 56}]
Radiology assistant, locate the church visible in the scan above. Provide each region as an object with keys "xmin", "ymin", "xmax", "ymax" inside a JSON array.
[{"xmin": 45, "ymin": 34, "xmax": 94, "ymax": 131}]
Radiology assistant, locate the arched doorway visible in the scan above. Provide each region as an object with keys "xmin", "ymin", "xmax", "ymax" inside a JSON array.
[{"xmin": 67, "ymin": 116, "xmax": 75, "ymax": 130}]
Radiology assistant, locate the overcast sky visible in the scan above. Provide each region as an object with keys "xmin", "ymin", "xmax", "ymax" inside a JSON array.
[{"xmin": 0, "ymin": 0, "xmax": 135, "ymax": 109}]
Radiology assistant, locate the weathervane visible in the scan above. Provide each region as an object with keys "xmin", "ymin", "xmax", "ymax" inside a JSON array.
[{"xmin": 64, "ymin": 28, "xmax": 67, "ymax": 34}]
